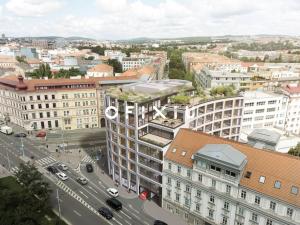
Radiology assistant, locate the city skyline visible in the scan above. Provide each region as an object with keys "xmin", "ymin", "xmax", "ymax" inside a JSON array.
[{"xmin": 0, "ymin": 0, "xmax": 300, "ymax": 39}]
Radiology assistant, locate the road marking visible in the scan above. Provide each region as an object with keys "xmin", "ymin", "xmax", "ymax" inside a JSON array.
[
  {"xmin": 79, "ymin": 191, "xmax": 89, "ymax": 199},
  {"xmin": 124, "ymin": 219, "xmax": 131, "ymax": 225},
  {"xmin": 120, "ymin": 210, "xmax": 132, "ymax": 220},
  {"xmin": 98, "ymin": 181, "xmax": 105, "ymax": 188},
  {"xmin": 88, "ymin": 185, "xmax": 98, "ymax": 194},
  {"xmin": 124, "ymin": 208, "xmax": 141, "ymax": 220},
  {"xmin": 128, "ymin": 204, "xmax": 140, "ymax": 214},
  {"xmin": 73, "ymin": 210, "xmax": 82, "ymax": 217},
  {"xmin": 113, "ymin": 218, "xmax": 123, "ymax": 225}
]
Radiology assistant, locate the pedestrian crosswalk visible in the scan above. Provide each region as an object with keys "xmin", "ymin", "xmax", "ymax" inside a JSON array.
[
  {"xmin": 10, "ymin": 166, "xmax": 19, "ymax": 174},
  {"xmin": 81, "ymin": 155, "xmax": 95, "ymax": 164},
  {"xmin": 36, "ymin": 156, "xmax": 57, "ymax": 166}
]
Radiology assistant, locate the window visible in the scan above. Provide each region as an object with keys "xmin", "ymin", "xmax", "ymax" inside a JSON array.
[
  {"xmin": 168, "ymin": 162, "xmax": 171, "ymax": 170},
  {"xmin": 209, "ymin": 195, "xmax": 214, "ymax": 203},
  {"xmin": 287, "ymin": 208, "xmax": 293, "ymax": 218},
  {"xmin": 44, "ymin": 95, "xmax": 48, "ymax": 100},
  {"xmin": 266, "ymin": 219, "xmax": 273, "ymax": 225},
  {"xmin": 167, "ymin": 190, "xmax": 171, "ymax": 198},
  {"xmin": 259, "ymin": 176, "xmax": 265, "ymax": 183},
  {"xmin": 268, "ymin": 100, "xmax": 276, "ymax": 104},
  {"xmin": 241, "ymin": 190, "xmax": 246, "ymax": 199},
  {"xmin": 31, "ymin": 113, "xmax": 36, "ymax": 119},
  {"xmin": 251, "ymin": 213, "xmax": 258, "ymax": 222},
  {"xmin": 198, "ymin": 174, "xmax": 202, "ymax": 182},
  {"xmin": 270, "ymin": 201, "xmax": 276, "ymax": 211},
  {"xmin": 224, "ymin": 201, "xmax": 229, "ymax": 210},
  {"xmin": 53, "ymin": 103, "xmax": 56, "ymax": 108},
  {"xmin": 187, "ymin": 169, "xmax": 191, "ymax": 177},
  {"xmin": 46, "ymin": 112, "xmax": 50, "ymax": 118},
  {"xmin": 208, "ymin": 209, "xmax": 214, "ymax": 218},
  {"xmin": 48, "ymin": 121, "xmax": 51, "ymax": 128},
  {"xmin": 196, "ymin": 190, "xmax": 201, "ymax": 198},
  {"xmin": 37, "ymin": 95, "xmax": 40, "ymax": 100},
  {"xmin": 175, "ymin": 193, "xmax": 180, "ymax": 202},
  {"xmin": 176, "ymin": 181, "xmax": 180, "ymax": 188},
  {"xmin": 222, "ymin": 217, "xmax": 228, "ymax": 225},
  {"xmin": 255, "ymin": 109, "xmax": 264, "ymax": 113},
  {"xmin": 39, "ymin": 112, "xmax": 43, "ymax": 118},
  {"xmin": 52, "ymin": 94, "xmax": 55, "ymax": 99},
  {"xmin": 226, "ymin": 185, "xmax": 231, "ymax": 194},
  {"xmin": 291, "ymin": 186, "xmax": 299, "ymax": 195},
  {"xmin": 267, "ymin": 108, "xmax": 275, "ymax": 112},
  {"xmin": 185, "ymin": 185, "xmax": 190, "ymax": 193},
  {"xmin": 212, "ymin": 179, "xmax": 216, "ymax": 188},
  {"xmin": 245, "ymin": 102, "xmax": 254, "ymax": 107},
  {"xmin": 274, "ymin": 180, "xmax": 281, "ymax": 189},
  {"xmin": 238, "ymin": 207, "xmax": 244, "ymax": 216},
  {"xmin": 255, "ymin": 196, "xmax": 261, "ymax": 205},
  {"xmin": 29, "ymin": 96, "xmax": 33, "ymax": 101},
  {"xmin": 38, "ymin": 104, "xmax": 42, "ymax": 109},
  {"xmin": 210, "ymin": 165, "xmax": 221, "ymax": 172},
  {"xmin": 195, "ymin": 203, "xmax": 200, "ymax": 211},
  {"xmin": 167, "ymin": 177, "xmax": 171, "ymax": 185},
  {"xmin": 54, "ymin": 111, "xmax": 57, "ymax": 117},
  {"xmin": 31, "ymin": 104, "xmax": 34, "ymax": 109},
  {"xmin": 244, "ymin": 171, "xmax": 252, "ymax": 178},
  {"xmin": 46, "ymin": 103, "xmax": 49, "ymax": 108},
  {"xmin": 55, "ymin": 120, "xmax": 58, "ymax": 127},
  {"xmin": 184, "ymin": 197, "xmax": 190, "ymax": 206},
  {"xmin": 177, "ymin": 166, "xmax": 181, "ymax": 173},
  {"xmin": 225, "ymin": 170, "xmax": 236, "ymax": 177},
  {"xmin": 257, "ymin": 101, "xmax": 265, "ymax": 106}
]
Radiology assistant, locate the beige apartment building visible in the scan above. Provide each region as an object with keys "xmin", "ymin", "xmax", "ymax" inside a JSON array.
[{"xmin": 0, "ymin": 74, "xmax": 143, "ymax": 131}]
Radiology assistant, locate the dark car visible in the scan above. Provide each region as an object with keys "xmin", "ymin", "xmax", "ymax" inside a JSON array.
[
  {"xmin": 106, "ymin": 198, "xmax": 122, "ymax": 211},
  {"xmin": 98, "ymin": 207, "xmax": 113, "ymax": 220},
  {"xmin": 14, "ymin": 133, "xmax": 27, "ymax": 138},
  {"xmin": 47, "ymin": 166, "xmax": 59, "ymax": 174},
  {"xmin": 86, "ymin": 163, "xmax": 93, "ymax": 173},
  {"xmin": 154, "ymin": 220, "xmax": 168, "ymax": 225}
]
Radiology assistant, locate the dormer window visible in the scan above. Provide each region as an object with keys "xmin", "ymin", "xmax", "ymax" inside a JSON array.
[
  {"xmin": 274, "ymin": 181, "xmax": 281, "ymax": 189},
  {"xmin": 210, "ymin": 165, "xmax": 221, "ymax": 172},
  {"xmin": 259, "ymin": 176, "xmax": 265, "ymax": 183},
  {"xmin": 291, "ymin": 186, "xmax": 299, "ymax": 195},
  {"xmin": 244, "ymin": 171, "xmax": 252, "ymax": 178},
  {"xmin": 172, "ymin": 148, "xmax": 176, "ymax": 153}
]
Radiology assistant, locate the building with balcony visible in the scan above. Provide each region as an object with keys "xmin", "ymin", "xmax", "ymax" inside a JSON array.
[
  {"xmin": 121, "ymin": 57, "xmax": 151, "ymax": 71},
  {"xmin": 163, "ymin": 129, "xmax": 300, "ymax": 225},
  {"xmin": 104, "ymin": 80, "xmax": 244, "ymax": 204}
]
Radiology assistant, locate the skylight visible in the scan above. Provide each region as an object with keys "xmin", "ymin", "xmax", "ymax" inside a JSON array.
[
  {"xmin": 291, "ymin": 186, "xmax": 299, "ymax": 195},
  {"xmin": 172, "ymin": 148, "xmax": 177, "ymax": 153},
  {"xmin": 259, "ymin": 176, "xmax": 265, "ymax": 183},
  {"xmin": 274, "ymin": 181, "xmax": 281, "ymax": 189},
  {"xmin": 181, "ymin": 151, "xmax": 186, "ymax": 156},
  {"xmin": 244, "ymin": 171, "xmax": 252, "ymax": 179}
]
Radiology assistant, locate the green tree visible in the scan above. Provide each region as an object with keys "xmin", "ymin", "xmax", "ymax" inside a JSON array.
[
  {"xmin": 107, "ymin": 59, "xmax": 122, "ymax": 73},
  {"xmin": 288, "ymin": 143, "xmax": 300, "ymax": 157},
  {"xmin": 54, "ymin": 67, "xmax": 82, "ymax": 78},
  {"xmin": 26, "ymin": 63, "xmax": 52, "ymax": 79}
]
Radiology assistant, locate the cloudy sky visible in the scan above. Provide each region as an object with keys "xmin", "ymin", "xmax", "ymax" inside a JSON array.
[{"xmin": 0, "ymin": 0, "xmax": 299, "ymax": 40}]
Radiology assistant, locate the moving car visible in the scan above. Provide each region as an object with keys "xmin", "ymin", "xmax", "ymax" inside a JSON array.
[
  {"xmin": 106, "ymin": 198, "xmax": 122, "ymax": 210},
  {"xmin": 139, "ymin": 191, "xmax": 149, "ymax": 200},
  {"xmin": 14, "ymin": 133, "xmax": 27, "ymax": 138},
  {"xmin": 56, "ymin": 172, "xmax": 68, "ymax": 181},
  {"xmin": 58, "ymin": 164, "xmax": 68, "ymax": 171},
  {"xmin": 0, "ymin": 126, "xmax": 13, "ymax": 135},
  {"xmin": 86, "ymin": 163, "xmax": 93, "ymax": 173},
  {"xmin": 36, "ymin": 131, "xmax": 46, "ymax": 137},
  {"xmin": 98, "ymin": 207, "xmax": 113, "ymax": 220},
  {"xmin": 47, "ymin": 166, "xmax": 59, "ymax": 174},
  {"xmin": 154, "ymin": 220, "xmax": 168, "ymax": 225},
  {"xmin": 107, "ymin": 188, "xmax": 119, "ymax": 197},
  {"xmin": 76, "ymin": 177, "xmax": 88, "ymax": 185}
]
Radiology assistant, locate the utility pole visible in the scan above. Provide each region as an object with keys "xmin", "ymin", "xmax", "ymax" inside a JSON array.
[{"xmin": 56, "ymin": 189, "xmax": 61, "ymax": 218}]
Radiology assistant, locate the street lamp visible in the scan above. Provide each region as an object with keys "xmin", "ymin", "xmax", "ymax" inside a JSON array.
[{"xmin": 20, "ymin": 136, "xmax": 25, "ymax": 157}]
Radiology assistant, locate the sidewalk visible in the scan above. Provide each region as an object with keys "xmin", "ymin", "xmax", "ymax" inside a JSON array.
[
  {"xmin": 143, "ymin": 200, "xmax": 188, "ymax": 225},
  {"xmin": 0, "ymin": 164, "xmax": 11, "ymax": 178}
]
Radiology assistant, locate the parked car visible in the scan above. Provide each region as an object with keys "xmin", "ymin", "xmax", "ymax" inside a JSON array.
[
  {"xmin": 36, "ymin": 131, "xmax": 46, "ymax": 137},
  {"xmin": 86, "ymin": 163, "xmax": 93, "ymax": 173},
  {"xmin": 98, "ymin": 207, "xmax": 113, "ymax": 220},
  {"xmin": 47, "ymin": 166, "xmax": 59, "ymax": 174},
  {"xmin": 14, "ymin": 133, "xmax": 27, "ymax": 138},
  {"xmin": 76, "ymin": 177, "xmax": 88, "ymax": 185},
  {"xmin": 106, "ymin": 198, "xmax": 122, "ymax": 211},
  {"xmin": 58, "ymin": 164, "xmax": 68, "ymax": 171},
  {"xmin": 56, "ymin": 172, "xmax": 68, "ymax": 181},
  {"xmin": 107, "ymin": 188, "xmax": 119, "ymax": 197},
  {"xmin": 154, "ymin": 220, "xmax": 168, "ymax": 225}
]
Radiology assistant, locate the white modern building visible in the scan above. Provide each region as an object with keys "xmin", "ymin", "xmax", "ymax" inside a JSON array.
[
  {"xmin": 104, "ymin": 80, "xmax": 244, "ymax": 204},
  {"xmin": 240, "ymin": 91, "xmax": 288, "ymax": 131},
  {"xmin": 121, "ymin": 57, "xmax": 151, "ymax": 71},
  {"xmin": 104, "ymin": 50, "xmax": 126, "ymax": 62},
  {"xmin": 163, "ymin": 129, "xmax": 300, "ymax": 225}
]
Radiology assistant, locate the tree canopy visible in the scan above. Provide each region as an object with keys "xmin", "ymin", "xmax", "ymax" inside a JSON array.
[
  {"xmin": 288, "ymin": 143, "xmax": 300, "ymax": 157},
  {"xmin": 107, "ymin": 59, "xmax": 122, "ymax": 73}
]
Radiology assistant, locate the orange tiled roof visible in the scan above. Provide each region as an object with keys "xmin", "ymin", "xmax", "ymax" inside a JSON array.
[
  {"xmin": 87, "ymin": 64, "xmax": 113, "ymax": 73},
  {"xmin": 283, "ymin": 84, "xmax": 300, "ymax": 94},
  {"xmin": 165, "ymin": 129, "xmax": 300, "ymax": 207}
]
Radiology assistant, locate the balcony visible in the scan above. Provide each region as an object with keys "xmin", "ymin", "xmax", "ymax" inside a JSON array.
[
  {"xmin": 139, "ymin": 145, "xmax": 163, "ymax": 160},
  {"xmin": 150, "ymin": 117, "xmax": 183, "ymax": 129},
  {"xmin": 140, "ymin": 133, "xmax": 171, "ymax": 147},
  {"xmin": 139, "ymin": 156, "xmax": 162, "ymax": 172}
]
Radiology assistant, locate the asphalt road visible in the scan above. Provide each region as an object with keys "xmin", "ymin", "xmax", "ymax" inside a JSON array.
[{"xmin": 0, "ymin": 131, "xmax": 156, "ymax": 225}]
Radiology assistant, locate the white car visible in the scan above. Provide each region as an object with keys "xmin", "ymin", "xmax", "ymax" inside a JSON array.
[
  {"xmin": 56, "ymin": 172, "xmax": 68, "ymax": 181},
  {"xmin": 107, "ymin": 188, "xmax": 119, "ymax": 197},
  {"xmin": 58, "ymin": 164, "xmax": 68, "ymax": 171}
]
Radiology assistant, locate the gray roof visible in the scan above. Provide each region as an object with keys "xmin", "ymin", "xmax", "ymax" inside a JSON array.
[
  {"xmin": 248, "ymin": 129, "xmax": 281, "ymax": 145},
  {"xmin": 196, "ymin": 144, "xmax": 247, "ymax": 170}
]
